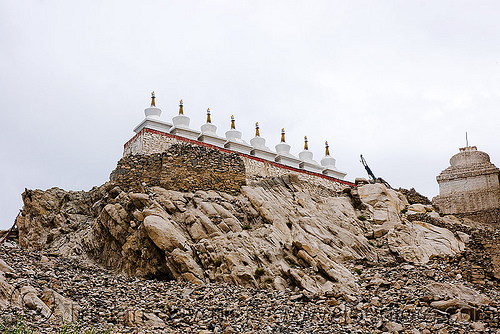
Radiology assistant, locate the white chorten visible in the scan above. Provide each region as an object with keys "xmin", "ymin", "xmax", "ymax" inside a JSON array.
[
  {"xmin": 275, "ymin": 128, "xmax": 301, "ymax": 168},
  {"xmin": 198, "ymin": 108, "xmax": 226, "ymax": 148},
  {"xmin": 298, "ymin": 136, "xmax": 323, "ymax": 173},
  {"xmin": 224, "ymin": 115, "xmax": 252, "ymax": 154},
  {"xmin": 170, "ymin": 100, "xmax": 201, "ymax": 140},
  {"xmin": 433, "ymin": 145, "xmax": 500, "ymax": 217},
  {"xmin": 133, "ymin": 92, "xmax": 173, "ymax": 134},
  {"xmin": 250, "ymin": 122, "xmax": 277, "ymax": 160},
  {"xmin": 321, "ymin": 141, "xmax": 347, "ymax": 179}
]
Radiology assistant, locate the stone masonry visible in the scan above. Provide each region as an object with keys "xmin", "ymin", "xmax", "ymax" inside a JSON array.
[
  {"xmin": 111, "ymin": 143, "xmax": 246, "ymax": 195},
  {"xmin": 433, "ymin": 146, "xmax": 500, "ymax": 224},
  {"xmin": 123, "ymin": 128, "xmax": 354, "ymax": 192}
]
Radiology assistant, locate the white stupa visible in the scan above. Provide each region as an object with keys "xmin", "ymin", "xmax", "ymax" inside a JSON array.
[
  {"xmin": 298, "ymin": 136, "xmax": 323, "ymax": 173},
  {"xmin": 133, "ymin": 92, "xmax": 173, "ymax": 134},
  {"xmin": 321, "ymin": 141, "xmax": 347, "ymax": 179},
  {"xmin": 224, "ymin": 115, "xmax": 253, "ymax": 154},
  {"xmin": 198, "ymin": 108, "xmax": 226, "ymax": 147},
  {"xmin": 170, "ymin": 100, "xmax": 201, "ymax": 140},
  {"xmin": 274, "ymin": 128, "xmax": 301, "ymax": 168},
  {"xmin": 250, "ymin": 122, "xmax": 277, "ymax": 160}
]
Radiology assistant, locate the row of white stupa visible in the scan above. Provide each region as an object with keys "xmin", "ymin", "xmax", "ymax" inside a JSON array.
[{"xmin": 133, "ymin": 93, "xmax": 346, "ymax": 179}]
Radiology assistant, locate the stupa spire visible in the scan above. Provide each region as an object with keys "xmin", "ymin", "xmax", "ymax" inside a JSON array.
[
  {"xmin": 225, "ymin": 115, "xmax": 252, "ymax": 154},
  {"xmin": 325, "ymin": 141, "xmax": 330, "ymax": 156},
  {"xmin": 151, "ymin": 91, "xmax": 156, "ymax": 107},
  {"xmin": 275, "ymin": 128, "xmax": 301, "ymax": 168},
  {"xmin": 199, "ymin": 107, "xmax": 225, "ymax": 147},
  {"xmin": 250, "ymin": 122, "xmax": 276, "ymax": 160},
  {"xmin": 178, "ymin": 100, "xmax": 184, "ymax": 115},
  {"xmin": 206, "ymin": 108, "xmax": 211, "ymax": 123},
  {"xmin": 299, "ymin": 135, "xmax": 322, "ymax": 173}
]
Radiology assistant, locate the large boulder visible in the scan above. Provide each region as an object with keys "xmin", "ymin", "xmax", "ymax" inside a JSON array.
[
  {"xmin": 41, "ymin": 289, "xmax": 80, "ymax": 323},
  {"xmin": 357, "ymin": 184, "xmax": 408, "ymax": 225},
  {"xmin": 387, "ymin": 221, "xmax": 465, "ymax": 263},
  {"xmin": 125, "ymin": 310, "xmax": 166, "ymax": 329},
  {"xmin": 0, "ymin": 258, "xmax": 13, "ymax": 275},
  {"xmin": 0, "ymin": 275, "xmax": 13, "ymax": 309},
  {"xmin": 425, "ymin": 282, "xmax": 491, "ymax": 306},
  {"xmin": 143, "ymin": 215, "xmax": 187, "ymax": 253}
]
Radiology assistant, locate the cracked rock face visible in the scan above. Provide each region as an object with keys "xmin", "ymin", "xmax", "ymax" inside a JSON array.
[{"xmin": 15, "ymin": 154, "xmax": 471, "ymax": 295}]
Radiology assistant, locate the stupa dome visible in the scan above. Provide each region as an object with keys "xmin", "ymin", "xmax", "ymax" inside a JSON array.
[
  {"xmin": 144, "ymin": 91, "xmax": 162, "ymax": 117},
  {"xmin": 298, "ymin": 137, "xmax": 315, "ymax": 162},
  {"xmin": 320, "ymin": 141, "xmax": 346, "ymax": 179},
  {"xmin": 172, "ymin": 100, "xmax": 190, "ymax": 128},
  {"xmin": 200, "ymin": 109, "xmax": 218, "ymax": 134},
  {"xmin": 225, "ymin": 115, "xmax": 243, "ymax": 141},
  {"xmin": 250, "ymin": 122, "xmax": 276, "ymax": 160},
  {"xmin": 170, "ymin": 100, "xmax": 201, "ymax": 140},
  {"xmin": 133, "ymin": 92, "xmax": 172, "ymax": 134},
  {"xmin": 274, "ymin": 128, "xmax": 300, "ymax": 168},
  {"xmin": 299, "ymin": 136, "xmax": 322, "ymax": 173},
  {"xmin": 198, "ymin": 108, "xmax": 226, "ymax": 148},
  {"xmin": 450, "ymin": 146, "xmax": 491, "ymax": 167},
  {"xmin": 224, "ymin": 115, "xmax": 252, "ymax": 154},
  {"xmin": 275, "ymin": 129, "xmax": 291, "ymax": 154}
]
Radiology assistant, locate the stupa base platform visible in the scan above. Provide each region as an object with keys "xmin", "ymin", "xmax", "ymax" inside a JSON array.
[
  {"xmin": 251, "ymin": 147, "xmax": 277, "ymax": 161},
  {"xmin": 134, "ymin": 118, "xmax": 173, "ymax": 134},
  {"xmin": 275, "ymin": 155, "xmax": 301, "ymax": 169},
  {"xmin": 225, "ymin": 140, "xmax": 252, "ymax": 155},
  {"xmin": 300, "ymin": 161, "xmax": 324, "ymax": 173},
  {"xmin": 198, "ymin": 133, "xmax": 226, "ymax": 148},
  {"xmin": 323, "ymin": 168, "xmax": 347, "ymax": 179},
  {"xmin": 170, "ymin": 127, "xmax": 201, "ymax": 141}
]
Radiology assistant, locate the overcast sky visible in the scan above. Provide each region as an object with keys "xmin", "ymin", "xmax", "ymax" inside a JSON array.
[{"xmin": 1, "ymin": 1, "xmax": 499, "ymax": 229}]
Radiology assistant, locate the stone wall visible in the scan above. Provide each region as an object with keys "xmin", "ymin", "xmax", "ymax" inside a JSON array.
[
  {"xmin": 123, "ymin": 128, "xmax": 355, "ymax": 191},
  {"xmin": 111, "ymin": 144, "xmax": 246, "ymax": 195},
  {"xmin": 454, "ymin": 208, "xmax": 500, "ymax": 226},
  {"xmin": 397, "ymin": 188, "xmax": 431, "ymax": 205},
  {"xmin": 124, "ymin": 130, "xmax": 179, "ymax": 157},
  {"xmin": 241, "ymin": 156, "xmax": 349, "ymax": 192}
]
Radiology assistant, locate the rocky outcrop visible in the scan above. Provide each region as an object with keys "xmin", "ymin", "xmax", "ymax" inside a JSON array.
[
  {"xmin": 16, "ymin": 186, "xmax": 102, "ymax": 251},
  {"xmin": 397, "ymin": 187, "xmax": 431, "ymax": 205},
  {"xmin": 15, "ymin": 165, "xmax": 473, "ymax": 296}
]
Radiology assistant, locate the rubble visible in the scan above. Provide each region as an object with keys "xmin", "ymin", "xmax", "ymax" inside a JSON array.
[{"xmin": 0, "ymin": 245, "xmax": 499, "ymax": 333}]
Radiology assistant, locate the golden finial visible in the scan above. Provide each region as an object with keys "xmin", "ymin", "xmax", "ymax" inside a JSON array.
[
  {"xmin": 304, "ymin": 136, "xmax": 309, "ymax": 150},
  {"xmin": 325, "ymin": 141, "xmax": 330, "ymax": 156},
  {"xmin": 280, "ymin": 128, "xmax": 286, "ymax": 143},
  {"xmin": 255, "ymin": 122, "xmax": 260, "ymax": 137},
  {"xmin": 206, "ymin": 108, "xmax": 211, "ymax": 123},
  {"xmin": 151, "ymin": 91, "xmax": 156, "ymax": 107},
  {"xmin": 179, "ymin": 100, "xmax": 184, "ymax": 115},
  {"xmin": 231, "ymin": 115, "xmax": 235, "ymax": 129}
]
